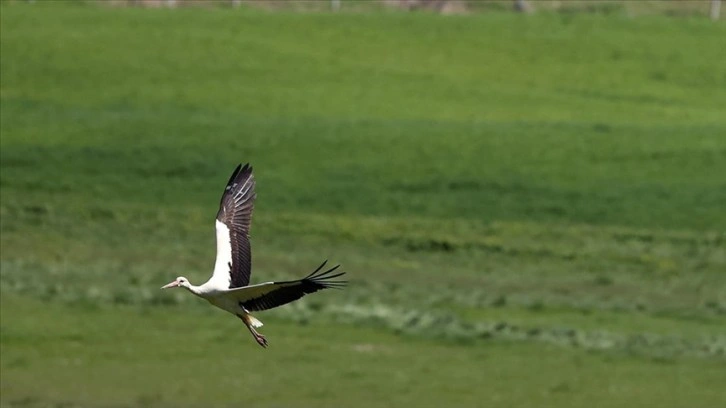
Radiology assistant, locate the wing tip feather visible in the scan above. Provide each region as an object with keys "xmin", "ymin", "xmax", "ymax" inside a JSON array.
[{"xmin": 305, "ymin": 260, "xmax": 348, "ymax": 289}]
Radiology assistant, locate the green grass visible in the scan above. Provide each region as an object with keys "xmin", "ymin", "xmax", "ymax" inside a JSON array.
[
  {"xmin": 2, "ymin": 3, "xmax": 726, "ymax": 407},
  {"xmin": 3, "ymin": 294, "xmax": 726, "ymax": 408}
]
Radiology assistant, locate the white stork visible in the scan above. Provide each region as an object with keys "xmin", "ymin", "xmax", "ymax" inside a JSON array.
[{"xmin": 161, "ymin": 163, "xmax": 346, "ymax": 348}]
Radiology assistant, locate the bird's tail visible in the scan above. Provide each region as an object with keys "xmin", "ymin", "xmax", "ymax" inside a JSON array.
[{"xmin": 247, "ymin": 314, "xmax": 264, "ymax": 328}]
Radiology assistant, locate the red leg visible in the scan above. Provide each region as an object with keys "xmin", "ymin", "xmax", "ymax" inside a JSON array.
[{"xmin": 238, "ymin": 314, "xmax": 268, "ymax": 348}]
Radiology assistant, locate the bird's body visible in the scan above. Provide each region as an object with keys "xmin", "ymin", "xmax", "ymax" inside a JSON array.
[{"xmin": 161, "ymin": 163, "xmax": 346, "ymax": 347}]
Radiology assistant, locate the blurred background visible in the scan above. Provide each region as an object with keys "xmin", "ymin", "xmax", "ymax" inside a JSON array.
[
  {"xmin": 1, "ymin": 1, "xmax": 725, "ymax": 407},
  {"xmin": 94, "ymin": 0, "xmax": 725, "ymax": 19}
]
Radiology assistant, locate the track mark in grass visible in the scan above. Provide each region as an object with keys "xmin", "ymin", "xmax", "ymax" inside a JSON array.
[
  {"xmin": 136, "ymin": 393, "xmax": 163, "ymax": 407},
  {"xmin": 593, "ymin": 275, "xmax": 614, "ymax": 286},
  {"xmin": 351, "ymin": 343, "xmax": 391, "ymax": 354},
  {"xmin": 549, "ymin": 382, "xmax": 572, "ymax": 393}
]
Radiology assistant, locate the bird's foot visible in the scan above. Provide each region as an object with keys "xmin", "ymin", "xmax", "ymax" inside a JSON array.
[{"xmin": 254, "ymin": 333, "xmax": 268, "ymax": 348}]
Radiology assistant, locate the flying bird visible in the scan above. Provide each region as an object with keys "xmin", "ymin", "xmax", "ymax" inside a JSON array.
[{"xmin": 161, "ymin": 163, "xmax": 346, "ymax": 348}]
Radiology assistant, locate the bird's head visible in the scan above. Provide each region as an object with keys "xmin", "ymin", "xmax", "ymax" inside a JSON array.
[{"xmin": 161, "ymin": 276, "xmax": 190, "ymax": 290}]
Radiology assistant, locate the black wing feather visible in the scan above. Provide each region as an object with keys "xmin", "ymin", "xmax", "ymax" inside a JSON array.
[
  {"xmin": 217, "ymin": 163, "xmax": 256, "ymax": 288},
  {"xmin": 240, "ymin": 261, "xmax": 347, "ymax": 312}
]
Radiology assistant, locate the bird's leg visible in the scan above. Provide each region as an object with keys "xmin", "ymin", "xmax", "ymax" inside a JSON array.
[
  {"xmin": 248, "ymin": 325, "xmax": 268, "ymax": 349},
  {"xmin": 238, "ymin": 314, "xmax": 268, "ymax": 348}
]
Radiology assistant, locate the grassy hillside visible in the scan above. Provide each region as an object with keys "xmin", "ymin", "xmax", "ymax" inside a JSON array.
[{"xmin": 1, "ymin": 3, "xmax": 725, "ymax": 407}]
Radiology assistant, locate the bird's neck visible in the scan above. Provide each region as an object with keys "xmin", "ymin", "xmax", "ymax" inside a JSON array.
[{"xmin": 183, "ymin": 284, "xmax": 204, "ymax": 297}]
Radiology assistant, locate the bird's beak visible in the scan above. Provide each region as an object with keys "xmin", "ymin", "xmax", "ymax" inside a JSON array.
[{"xmin": 161, "ymin": 281, "xmax": 180, "ymax": 289}]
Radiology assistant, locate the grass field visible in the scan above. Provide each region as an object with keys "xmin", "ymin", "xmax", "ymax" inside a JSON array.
[{"xmin": 2, "ymin": 2, "xmax": 726, "ymax": 407}]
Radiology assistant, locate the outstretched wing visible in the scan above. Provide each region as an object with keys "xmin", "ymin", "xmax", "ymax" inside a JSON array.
[
  {"xmin": 226, "ymin": 260, "xmax": 347, "ymax": 312},
  {"xmin": 210, "ymin": 163, "xmax": 256, "ymax": 289}
]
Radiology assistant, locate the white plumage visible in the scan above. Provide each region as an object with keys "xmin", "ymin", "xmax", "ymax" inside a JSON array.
[{"xmin": 161, "ymin": 163, "xmax": 346, "ymax": 348}]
